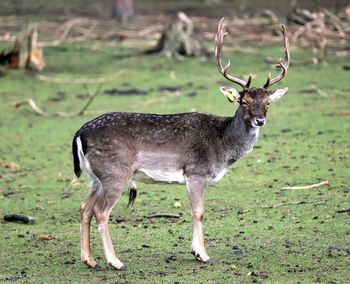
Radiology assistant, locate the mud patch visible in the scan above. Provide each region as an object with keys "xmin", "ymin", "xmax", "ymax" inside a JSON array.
[
  {"xmin": 104, "ymin": 88, "xmax": 148, "ymax": 96},
  {"xmin": 158, "ymin": 85, "xmax": 182, "ymax": 93}
]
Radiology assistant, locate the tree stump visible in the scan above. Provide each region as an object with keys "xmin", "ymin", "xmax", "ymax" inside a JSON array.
[
  {"xmin": 0, "ymin": 24, "xmax": 45, "ymax": 71},
  {"xmin": 146, "ymin": 12, "xmax": 208, "ymax": 60}
]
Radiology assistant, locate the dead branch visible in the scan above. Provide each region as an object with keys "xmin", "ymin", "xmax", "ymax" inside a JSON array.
[
  {"xmin": 38, "ymin": 18, "xmax": 100, "ymax": 47},
  {"xmin": 262, "ymin": 200, "xmax": 325, "ymax": 209},
  {"xmin": 78, "ymin": 84, "xmax": 103, "ymax": 116},
  {"xmin": 145, "ymin": 212, "xmax": 181, "ymax": 219},
  {"xmin": 282, "ymin": 180, "xmax": 329, "ymax": 190},
  {"xmin": 13, "ymin": 99, "xmax": 49, "ymax": 116},
  {"xmin": 13, "ymin": 83, "xmax": 103, "ymax": 117},
  {"xmin": 37, "ymin": 20, "xmax": 75, "ymax": 47},
  {"xmin": 4, "ymin": 214, "xmax": 35, "ymax": 224}
]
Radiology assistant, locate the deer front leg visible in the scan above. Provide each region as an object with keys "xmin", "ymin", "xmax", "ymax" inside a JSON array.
[{"xmin": 186, "ymin": 177, "xmax": 210, "ymax": 263}]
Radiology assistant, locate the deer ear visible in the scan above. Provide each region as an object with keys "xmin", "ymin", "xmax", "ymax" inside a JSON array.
[
  {"xmin": 269, "ymin": 87, "xmax": 288, "ymax": 102},
  {"xmin": 219, "ymin": 87, "xmax": 240, "ymax": 103}
]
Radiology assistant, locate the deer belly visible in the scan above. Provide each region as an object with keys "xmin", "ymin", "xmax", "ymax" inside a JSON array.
[{"xmin": 134, "ymin": 168, "xmax": 186, "ymax": 184}]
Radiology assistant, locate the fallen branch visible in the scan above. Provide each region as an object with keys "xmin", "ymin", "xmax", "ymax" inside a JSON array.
[
  {"xmin": 78, "ymin": 84, "xmax": 103, "ymax": 116},
  {"xmin": 38, "ymin": 18, "xmax": 102, "ymax": 47},
  {"xmin": 13, "ymin": 83, "xmax": 103, "ymax": 117},
  {"xmin": 282, "ymin": 180, "xmax": 329, "ymax": 190},
  {"xmin": 37, "ymin": 19, "xmax": 75, "ymax": 47},
  {"xmin": 4, "ymin": 214, "xmax": 35, "ymax": 224},
  {"xmin": 13, "ymin": 99, "xmax": 49, "ymax": 116},
  {"xmin": 262, "ymin": 200, "xmax": 325, "ymax": 209},
  {"xmin": 145, "ymin": 212, "xmax": 181, "ymax": 219}
]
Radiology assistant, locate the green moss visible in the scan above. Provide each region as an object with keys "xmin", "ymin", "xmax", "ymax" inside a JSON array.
[{"xmin": 1, "ymin": 8, "xmax": 349, "ymax": 284}]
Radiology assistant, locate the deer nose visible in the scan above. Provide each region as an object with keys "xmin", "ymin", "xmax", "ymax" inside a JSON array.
[{"xmin": 255, "ymin": 117, "xmax": 266, "ymax": 126}]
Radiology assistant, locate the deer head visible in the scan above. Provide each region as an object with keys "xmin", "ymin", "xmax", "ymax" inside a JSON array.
[{"xmin": 215, "ymin": 18, "xmax": 290, "ymax": 128}]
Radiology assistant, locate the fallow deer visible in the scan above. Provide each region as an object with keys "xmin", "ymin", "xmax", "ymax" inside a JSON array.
[{"xmin": 72, "ymin": 18, "xmax": 290, "ymax": 269}]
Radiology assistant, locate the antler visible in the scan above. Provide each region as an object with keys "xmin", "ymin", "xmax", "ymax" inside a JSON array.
[
  {"xmin": 215, "ymin": 18, "xmax": 251, "ymax": 89},
  {"xmin": 263, "ymin": 25, "xmax": 290, "ymax": 88}
]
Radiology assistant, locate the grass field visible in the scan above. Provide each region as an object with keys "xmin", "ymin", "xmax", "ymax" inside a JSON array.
[{"xmin": 0, "ymin": 2, "xmax": 350, "ymax": 283}]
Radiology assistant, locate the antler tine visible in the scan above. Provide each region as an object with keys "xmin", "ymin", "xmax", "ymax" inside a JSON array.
[
  {"xmin": 215, "ymin": 18, "xmax": 248, "ymax": 89},
  {"xmin": 263, "ymin": 24, "xmax": 290, "ymax": 88}
]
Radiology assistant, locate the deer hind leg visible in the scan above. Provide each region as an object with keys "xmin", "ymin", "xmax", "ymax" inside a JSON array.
[
  {"xmin": 80, "ymin": 178, "xmax": 101, "ymax": 268},
  {"xmin": 93, "ymin": 174, "xmax": 132, "ymax": 270},
  {"xmin": 186, "ymin": 177, "xmax": 210, "ymax": 263}
]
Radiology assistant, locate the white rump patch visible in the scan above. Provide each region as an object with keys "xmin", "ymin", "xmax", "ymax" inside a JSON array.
[{"xmin": 76, "ymin": 136, "xmax": 102, "ymax": 193}]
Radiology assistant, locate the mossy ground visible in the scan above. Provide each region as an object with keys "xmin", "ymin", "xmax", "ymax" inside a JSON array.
[{"xmin": 0, "ymin": 1, "xmax": 349, "ymax": 283}]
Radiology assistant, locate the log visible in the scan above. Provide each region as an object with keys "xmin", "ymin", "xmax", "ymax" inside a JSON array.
[{"xmin": 4, "ymin": 214, "xmax": 35, "ymax": 224}]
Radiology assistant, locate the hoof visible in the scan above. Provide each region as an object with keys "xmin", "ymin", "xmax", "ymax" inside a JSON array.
[
  {"xmin": 109, "ymin": 262, "xmax": 128, "ymax": 271},
  {"xmin": 82, "ymin": 257, "xmax": 98, "ymax": 269},
  {"xmin": 191, "ymin": 250, "xmax": 210, "ymax": 263}
]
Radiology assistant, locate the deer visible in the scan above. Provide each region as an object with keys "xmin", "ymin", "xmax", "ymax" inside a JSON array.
[{"xmin": 72, "ymin": 18, "xmax": 290, "ymax": 270}]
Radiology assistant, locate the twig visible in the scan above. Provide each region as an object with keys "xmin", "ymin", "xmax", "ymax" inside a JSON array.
[
  {"xmin": 13, "ymin": 99, "xmax": 49, "ymax": 116},
  {"xmin": 77, "ymin": 84, "xmax": 103, "ymax": 116},
  {"xmin": 37, "ymin": 20, "xmax": 75, "ymax": 47},
  {"xmin": 13, "ymin": 83, "xmax": 103, "ymax": 117},
  {"xmin": 4, "ymin": 214, "xmax": 35, "ymax": 224},
  {"xmin": 262, "ymin": 200, "xmax": 325, "ymax": 209},
  {"xmin": 282, "ymin": 180, "xmax": 329, "ymax": 190},
  {"xmin": 321, "ymin": 8, "xmax": 345, "ymax": 38},
  {"xmin": 145, "ymin": 212, "xmax": 181, "ymax": 219}
]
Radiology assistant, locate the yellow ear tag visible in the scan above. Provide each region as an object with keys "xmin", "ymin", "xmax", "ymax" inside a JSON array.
[{"xmin": 226, "ymin": 92, "xmax": 235, "ymax": 102}]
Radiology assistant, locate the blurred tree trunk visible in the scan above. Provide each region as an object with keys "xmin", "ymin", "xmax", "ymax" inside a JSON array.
[{"xmin": 112, "ymin": 0, "xmax": 134, "ymax": 22}]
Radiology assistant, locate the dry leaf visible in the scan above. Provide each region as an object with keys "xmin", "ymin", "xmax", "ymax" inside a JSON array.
[{"xmin": 37, "ymin": 234, "xmax": 55, "ymax": 241}]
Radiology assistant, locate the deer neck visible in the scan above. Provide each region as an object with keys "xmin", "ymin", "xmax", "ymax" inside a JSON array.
[{"xmin": 223, "ymin": 106, "xmax": 260, "ymax": 164}]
